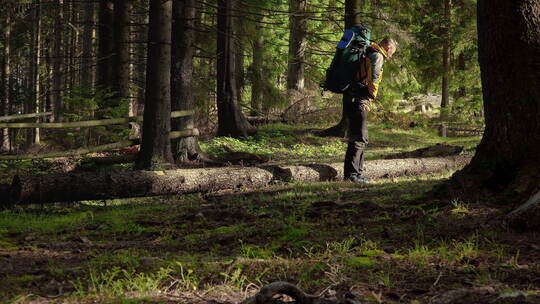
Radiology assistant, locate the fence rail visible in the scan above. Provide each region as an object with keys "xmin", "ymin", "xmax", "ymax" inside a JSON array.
[
  {"xmin": 0, "ymin": 110, "xmax": 198, "ymax": 160},
  {"xmin": 0, "ymin": 112, "xmax": 52, "ymax": 122},
  {"xmin": 0, "ymin": 110, "xmax": 194, "ymax": 128},
  {"xmin": 0, "ymin": 129, "xmax": 199, "ymax": 160}
]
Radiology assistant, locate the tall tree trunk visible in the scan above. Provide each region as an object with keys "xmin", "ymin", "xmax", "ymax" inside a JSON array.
[
  {"xmin": 66, "ymin": 0, "xmax": 77, "ymax": 93},
  {"xmin": 455, "ymin": 53, "xmax": 466, "ymax": 99},
  {"xmin": 81, "ymin": 0, "xmax": 94, "ymax": 89},
  {"xmin": 171, "ymin": 0, "xmax": 204, "ymax": 163},
  {"xmin": 454, "ymin": 0, "xmax": 467, "ymax": 100},
  {"xmin": 250, "ymin": 25, "xmax": 264, "ymax": 116},
  {"xmin": 216, "ymin": 0, "xmax": 253, "ymax": 138},
  {"xmin": 131, "ymin": 10, "xmax": 147, "ymax": 140},
  {"xmin": 439, "ymin": 0, "xmax": 451, "ymax": 137},
  {"xmin": 452, "ymin": 0, "xmax": 540, "ymax": 205},
  {"xmin": 96, "ymin": 0, "xmax": 114, "ymax": 91},
  {"xmin": 112, "ymin": 0, "xmax": 131, "ymax": 101},
  {"xmin": 136, "ymin": 0, "xmax": 174, "ymax": 169},
  {"xmin": 51, "ymin": 0, "xmax": 64, "ymax": 122},
  {"xmin": 1, "ymin": 15, "xmax": 11, "ymax": 151},
  {"xmin": 319, "ymin": 0, "xmax": 362, "ymax": 137},
  {"xmin": 235, "ymin": 11, "xmax": 245, "ymax": 107},
  {"xmin": 27, "ymin": 0, "xmax": 42, "ymax": 146},
  {"xmin": 287, "ymin": 0, "xmax": 307, "ymax": 93}
]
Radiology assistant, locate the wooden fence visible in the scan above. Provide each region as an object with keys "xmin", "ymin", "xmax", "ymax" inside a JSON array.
[{"xmin": 0, "ymin": 111, "xmax": 197, "ymax": 160}]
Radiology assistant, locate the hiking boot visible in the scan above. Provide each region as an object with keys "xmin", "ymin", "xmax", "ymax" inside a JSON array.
[{"xmin": 348, "ymin": 174, "xmax": 370, "ymax": 184}]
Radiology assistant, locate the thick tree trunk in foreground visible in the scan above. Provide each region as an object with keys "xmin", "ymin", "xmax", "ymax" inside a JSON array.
[
  {"xmin": 171, "ymin": 0, "xmax": 204, "ymax": 163},
  {"xmin": 216, "ymin": 0, "xmax": 253, "ymax": 138},
  {"xmin": 9, "ymin": 155, "xmax": 470, "ymax": 205},
  {"xmin": 319, "ymin": 0, "xmax": 363, "ymax": 137},
  {"xmin": 136, "ymin": 0, "xmax": 174, "ymax": 169},
  {"xmin": 452, "ymin": 0, "xmax": 540, "ymax": 225}
]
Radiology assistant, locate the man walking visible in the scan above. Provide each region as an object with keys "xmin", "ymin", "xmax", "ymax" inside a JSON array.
[{"xmin": 344, "ymin": 37, "xmax": 397, "ymax": 183}]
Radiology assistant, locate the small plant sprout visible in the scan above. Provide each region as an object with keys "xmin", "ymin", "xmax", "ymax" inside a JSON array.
[{"xmin": 450, "ymin": 199, "xmax": 470, "ymax": 214}]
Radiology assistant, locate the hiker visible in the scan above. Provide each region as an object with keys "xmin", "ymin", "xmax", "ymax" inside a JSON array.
[{"xmin": 344, "ymin": 37, "xmax": 397, "ymax": 183}]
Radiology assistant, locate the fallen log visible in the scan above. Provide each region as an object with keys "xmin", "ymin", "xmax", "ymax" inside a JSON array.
[
  {"xmin": 272, "ymin": 155, "xmax": 471, "ymax": 181},
  {"xmin": 8, "ymin": 155, "xmax": 471, "ymax": 205},
  {"xmin": 9, "ymin": 166, "xmax": 274, "ymax": 206}
]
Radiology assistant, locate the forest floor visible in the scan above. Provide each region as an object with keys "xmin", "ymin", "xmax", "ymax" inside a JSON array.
[{"xmin": 1, "ymin": 124, "xmax": 539, "ymax": 304}]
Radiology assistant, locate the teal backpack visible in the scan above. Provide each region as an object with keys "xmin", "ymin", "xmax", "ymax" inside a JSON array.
[{"xmin": 322, "ymin": 26, "xmax": 371, "ymax": 96}]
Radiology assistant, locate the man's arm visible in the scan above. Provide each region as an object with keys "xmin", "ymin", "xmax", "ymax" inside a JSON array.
[{"xmin": 367, "ymin": 52, "xmax": 385, "ymax": 99}]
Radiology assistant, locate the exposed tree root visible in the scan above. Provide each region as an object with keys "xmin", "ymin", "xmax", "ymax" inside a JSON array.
[{"xmin": 240, "ymin": 281, "xmax": 359, "ymax": 304}]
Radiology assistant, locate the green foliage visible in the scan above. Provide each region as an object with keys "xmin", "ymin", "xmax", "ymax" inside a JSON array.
[{"xmin": 60, "ymin": 87, "xmax": 131, "ymax": 148}]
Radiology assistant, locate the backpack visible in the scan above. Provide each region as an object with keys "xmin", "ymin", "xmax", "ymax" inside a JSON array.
[{"xmin": 322, "ymin": 26, "xmax": 371, "ymax": 97}]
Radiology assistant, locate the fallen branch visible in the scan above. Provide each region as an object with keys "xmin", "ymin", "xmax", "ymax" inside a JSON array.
[{"xmin": 7, "ymin": 155, "xmax": 471, "ymax": 206}]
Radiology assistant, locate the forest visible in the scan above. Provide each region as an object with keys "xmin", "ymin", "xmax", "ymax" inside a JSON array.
[{"xmin": 0, "ymin": 0, "xmax": 539, "ymax": 303}]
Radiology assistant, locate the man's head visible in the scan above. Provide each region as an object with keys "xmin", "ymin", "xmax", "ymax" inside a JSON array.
[{"xmin": 379, "ymin": 37, "xmax": 398, "ymax": 59}]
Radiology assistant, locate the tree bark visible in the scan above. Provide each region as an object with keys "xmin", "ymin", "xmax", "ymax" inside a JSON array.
[
  {"xmin": 319, "ymin": 0, "xmax": 363, "ymax": 138},
  {"xmin": 9, "ymin": 155, "xmax": 470, "ymax": 205},
  {"xmin": 216, "ymin": 0, "xmax": 254, "ymax": 138},
  {"xmin": 132, "ymin": 4, "xmax": 148, "ymax": 139},
  {"xmin": 51, "ymin": 0, "xmax": 64, "ymax": 122},
  {"xmin": 440, "ymin": 0, "xmax": 452, "ymax": 133},
  {"xmin": 26, "ymin": 0, "xmax": 42, "ymax": 146},
  {"xmin": 171, "ymin": 0, "xmax": 204, "ymax": 163},
  {"xmin": 235, "ymin": 11, "xmax": 246, "ymax": 107},
  {"xmin": 96, "ymin": 0, "xmax": 114, "ymax": 91},
  {"xmin": 287, "ymin": 0, "xmax": 307, "ymax": 93},
  {"xmin": 81, "ymin": 0, "xmax": 94, "ymax": 89},
  {"xmin": 112, "ymin": 0, "xmax": 131, "ymax": 101},
  {"xmin": 250, "ymin": 26, "xmax": 264, "ymax": 116},
  {"xmin": 1, "ymin": 14, "xmax": 12, "ymax": 151},
  {"xmin": 136, "ymin": 0, "xmax": 174, "ymax": 169},
  {"xmin": 452, "ymin": 0, "xmax": 540, "ymax": 211},
  {"xmin": 454, "ymin": 0, "xmax": 467, "ymax": 100}
]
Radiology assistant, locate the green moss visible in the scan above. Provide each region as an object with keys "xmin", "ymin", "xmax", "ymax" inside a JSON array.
[
  {"xmin": 361, "ymin": 249, "xmax": 385, "ymax": 257},
  {"xmin": 345, "ymin": 256, "xmax": 376, "ymax": 268},
  {"xmin": 0, "ymin": 239, "xmax": 18, "ymax": 250}
]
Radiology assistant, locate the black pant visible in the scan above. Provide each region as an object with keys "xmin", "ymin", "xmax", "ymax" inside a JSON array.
[{"xmin": 343, "ymin": 98, "xmax": 368, "ymax": 179}]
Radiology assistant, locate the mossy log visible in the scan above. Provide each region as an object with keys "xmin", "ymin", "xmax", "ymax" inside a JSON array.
[
  {"xmin": 0, "ymin": 110, "xmax": 193, "ymax": 128},
  {"xmin": 8, "ymin": 155, "xmax": 471, "ymax": 205},
  {"xmin": 0, "ymin": 129, "xmax": 199, "ymax": 160}
]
